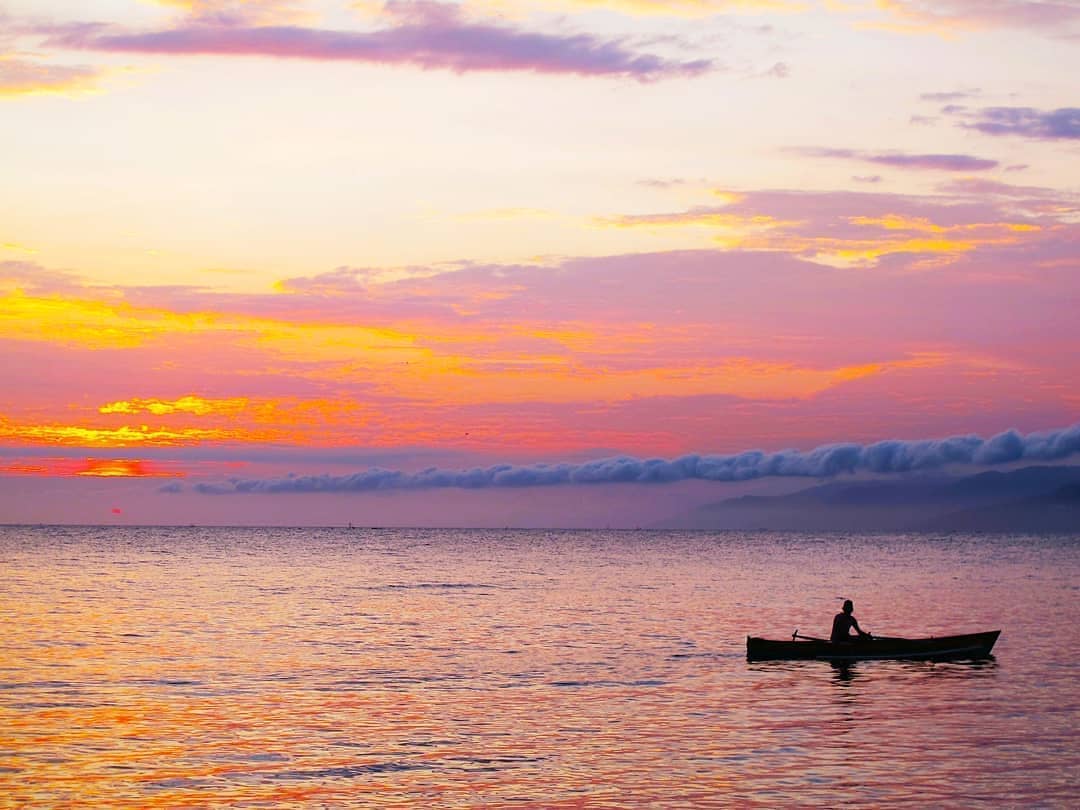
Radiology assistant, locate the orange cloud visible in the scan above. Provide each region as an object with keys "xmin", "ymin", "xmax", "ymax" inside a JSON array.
[
  {"xmin": 0, "ymin": 290, "xmax": 209, "ymax": 348},
  {"xmin": 0, "ymin": 396, "xmax": 392, "ymax": 449},
  {"xmin": 0, "ymin": 457, "xmax": 186, "ymax": 477},
  {"xmin": 0, "ymin": 419, "xmax": 262, "ymax": 448},
  {"xmin": 0, "ymin": 288, "xmax": 426, "ymax": 363},
  {"xmin": 373, "ymin": 352, "xmax": 946, "ymax": 405},
  {"xmin": 99, "ymin": 396, "xmax": 249, "ymax": 416}
]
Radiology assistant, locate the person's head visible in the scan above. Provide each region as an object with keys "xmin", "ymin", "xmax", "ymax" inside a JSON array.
[{"xmin": 842, "ymin": 599, "xmax": 854, "ymax": 614}]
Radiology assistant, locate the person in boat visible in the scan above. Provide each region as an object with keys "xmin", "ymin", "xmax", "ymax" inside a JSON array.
[{"xmin": 831, "ymin": 599, "xmax": 872, "ymax": 643}]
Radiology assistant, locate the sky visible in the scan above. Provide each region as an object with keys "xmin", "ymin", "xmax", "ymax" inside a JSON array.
[{"xmin": 1, "ymin": 0, "xmax": 1078, "ymax": 526}]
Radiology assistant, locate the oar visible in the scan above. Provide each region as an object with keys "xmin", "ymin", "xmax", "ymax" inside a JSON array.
[{"xmin": 792, "ymin": 629, "xmax": 827, "ymax": 642}]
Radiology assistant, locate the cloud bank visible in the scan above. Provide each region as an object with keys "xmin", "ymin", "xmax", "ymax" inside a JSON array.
[{"xmin": 182, "ymin": 422, "xmax": 1080, "ymax": 494}]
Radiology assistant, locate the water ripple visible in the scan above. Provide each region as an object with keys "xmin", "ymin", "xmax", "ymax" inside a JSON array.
[{"xmin": 1, "ymin": 526, "xmax": 1077, "ymax": 807}]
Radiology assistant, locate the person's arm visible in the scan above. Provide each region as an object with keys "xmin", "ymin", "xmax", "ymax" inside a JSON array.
[{"xmin": 852, "ymin": 617, "xmax": 872, "ymax": 639}]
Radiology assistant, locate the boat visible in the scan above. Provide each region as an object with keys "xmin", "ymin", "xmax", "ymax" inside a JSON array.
[{"xmin": 746, "ymin": 630, "xmax": 1000, "ymax": 662}]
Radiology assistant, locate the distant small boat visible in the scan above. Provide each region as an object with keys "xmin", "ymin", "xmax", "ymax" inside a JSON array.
[{"xmin": 746, "ymin": 630, "xmax": 1000, "ymax": 662}]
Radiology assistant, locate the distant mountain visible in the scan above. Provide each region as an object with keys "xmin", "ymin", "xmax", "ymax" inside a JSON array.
[
  {"xmin": 657, "ymin": 466, "xmax": 1080, "ymax": 532},
  {"xmin": 925, "ymin": 480, "xmax": 1080, "ymax": 532}
]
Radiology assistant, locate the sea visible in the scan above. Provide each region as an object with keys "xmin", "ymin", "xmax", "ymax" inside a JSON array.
[{"xmin": 1, "ymin": 526, "xmax": 1077, "ymax": 807}]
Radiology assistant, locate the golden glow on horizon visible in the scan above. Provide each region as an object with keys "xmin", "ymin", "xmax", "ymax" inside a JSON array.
[
  {"xmin": 0, "ymin": 457, "xmax": 187, "ymax": 477},
  {"xmin": 600, "ymin": 208, "xmax": 1044, "ymax": 267},
  {"xmin": 100, "ymin": 396, "xmax": 249, "ymax": 416},
  {"xmin": 0, "ymin": 261, "xmax": 1011, "ymax": 454},
  {"xmin": 0, "ymin": 419, "xmax": 266, "ymax": 448},
  {"xmin": 0, "ymin": 347, "xmax": 950, "ymax": 451}
]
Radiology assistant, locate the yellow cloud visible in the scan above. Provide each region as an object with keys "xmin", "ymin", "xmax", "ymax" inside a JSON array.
[
  {"xmin": 0, "ymin": 421, "xmax": 238, "ymax": 448},
  {"xmin": 849, "ymin": 215, "xmax": 1041, "ymax": 235},
  {"xmin": 0, "ymin": 289, "xmax": 424, "ymax": 359},
  {"xmin": 0, "ymin": 290, "xmax": 212, "ymax": 348},
  {"xmin": 600, "ymin": 203, "xmax": 1041, "ymax": 267},
  {"xmin": 99, "ymin": 396, "xmax": 249, "ymax": 416},
  {"xmin": 1, "ymin": 242, "xmax": 37, "ymax": 254},
  {"xmin": 849, "ymin": 214, "xmax": 947, "ymax": 232},
  {"xmin": 751, "ymin": 236, "xmax": 979, "ymax": 268},
  {"xmin": 596, "ymin": 211, "xmax": 798, "ymax": 232},
  {"xmin": 0, "ymin": 57, "xmax": 105, "ymax": 99}
]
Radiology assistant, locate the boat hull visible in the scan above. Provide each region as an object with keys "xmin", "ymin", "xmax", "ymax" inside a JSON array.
[{"xmin": 746, "ymin": 630, "xmax": 1000, "ymax": 662}]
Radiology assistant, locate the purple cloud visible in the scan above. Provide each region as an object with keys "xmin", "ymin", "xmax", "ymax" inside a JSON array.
[
  {"xmin": 41, "ymin": 2, "xmax": 712, "ymax": 81},
  {"xmin": 878, "ymin": 0, "xmax": 1080, "ymax": 33},
  {"xmin": 935, "ymin": 177, "xmax": 1054, "ymax": 197},
  {"xmin": 960, "ymin": 107, "xmax": 1080, "ymax": 140},
  {"xmin": 920, "ymin": 89, "xmax": 980, "ymax": 102},
  {"xmin": 179, "ymin": 421, "xmax": 1080, "ymax": 493},
  {"xmin": 867, "ymin": 152, "xmax": 998, "ymax": 171},
  {"xmin": 799, "ymin": 147, "xmax": 998, "ymax": 172}
]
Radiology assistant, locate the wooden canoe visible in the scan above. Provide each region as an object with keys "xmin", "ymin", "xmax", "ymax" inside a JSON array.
[{"xmin": 746, "ymin": 630, "xmax": 1000, "ymax": 662}]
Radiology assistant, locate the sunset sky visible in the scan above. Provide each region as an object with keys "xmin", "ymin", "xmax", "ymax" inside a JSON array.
[{"xmin": 2, "ymin": 0, "xmax": 1078, "ymax": 525}]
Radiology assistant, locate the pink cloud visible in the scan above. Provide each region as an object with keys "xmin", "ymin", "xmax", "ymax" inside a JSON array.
[
  {"xmin": 63, "ymin": 182, "xmax": 1075, "ymax": 364},
  {"xmin": 3, "ymin": 180, "xmax": 1078, "ymax": 460}
]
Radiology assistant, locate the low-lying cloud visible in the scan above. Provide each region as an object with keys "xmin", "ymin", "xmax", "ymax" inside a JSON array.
[{"xmin": 179, "ymin": 422, "xmax": 1080, "ymax": 495}]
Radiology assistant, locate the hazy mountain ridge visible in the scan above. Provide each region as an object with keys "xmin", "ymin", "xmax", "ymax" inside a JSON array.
[{"xmin": 658, "ymin": 466, "xmax": 1080, "ymax": 532}]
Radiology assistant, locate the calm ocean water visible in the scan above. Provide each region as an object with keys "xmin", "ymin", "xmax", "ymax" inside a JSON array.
[{"xmin": 1, "ymin": 526, "xmax": 1077, "ymax": 807}]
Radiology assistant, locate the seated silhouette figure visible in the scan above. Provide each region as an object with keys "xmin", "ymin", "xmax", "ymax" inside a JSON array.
[{"xmin": 831, "ymin": 599, "xmax": 872, "ymax": 643}]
